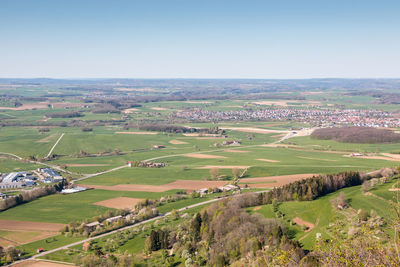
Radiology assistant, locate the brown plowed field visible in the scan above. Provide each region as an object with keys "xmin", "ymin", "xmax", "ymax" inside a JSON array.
[
  {"xmin": 0, "ymin": 220, "xmax": 64, "ymax": 231},
  {"xmin": 94, "ymin": 197, "xmax": 143, "ymax": 210},
  {"xmin": 0, "ymin": 230, "xmax": 58, "ymax": 247}
]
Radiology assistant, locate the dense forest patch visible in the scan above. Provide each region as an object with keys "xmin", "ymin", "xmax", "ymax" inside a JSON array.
[{"xmin": 311, "ymin": 127, "xmax": 400, "ymax": 144}]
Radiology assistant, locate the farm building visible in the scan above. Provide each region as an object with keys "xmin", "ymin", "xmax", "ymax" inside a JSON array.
[
  {"xmin": 105, "ymin": 215, "xmax": 123, "ymax": 223},
  {"xmin": 83, "ymin": 242, "xmax": 90, "ymax": 251},
  {"xmin": 1, "ymin": 172, "xmax": 28, "ymax": 183},
  {"xmin": 84, "ymin": 221, "xmax": 102, "ymax": 232},
  {"xmin": 222, "ymin": 140, "xmax": 241, "ymax": 146},
  {"xmin": 0, "ymin": 182, "xmax": 23, "ymax": 189},
  {"xmin": 39, "ymin": 168, "xmax": 63, "ymax": 180},
  {"xmin": 23, "ymin": 181, "xmax": 37, "ymax": 187}
]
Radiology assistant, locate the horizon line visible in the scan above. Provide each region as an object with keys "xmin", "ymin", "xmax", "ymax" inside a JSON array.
[{"xmin": 1, "ymin": 77, "xmax": 400, "ymax": 80}]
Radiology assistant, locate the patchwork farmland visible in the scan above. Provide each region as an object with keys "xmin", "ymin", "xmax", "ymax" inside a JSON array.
[{"xmin": 0, "ymin": 79, "xmax": 400, "ymax": 265}]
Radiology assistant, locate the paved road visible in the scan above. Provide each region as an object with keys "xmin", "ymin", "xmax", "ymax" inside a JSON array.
[
  {"xmin": 46, "ymin": 133, "xmax": 65, "ymax": 158},
  {"xmin": 73, "ymin": 165, "xmax": 129, "ymax": 183},
  {"xmin": 0, "ymin": 151, "xmax": 22, "ymax": 160}
]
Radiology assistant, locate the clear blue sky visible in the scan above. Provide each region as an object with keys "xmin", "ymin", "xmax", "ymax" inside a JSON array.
[{"xmin": 0, "ymin": 0, "xmax": 399, "ymax": 78}]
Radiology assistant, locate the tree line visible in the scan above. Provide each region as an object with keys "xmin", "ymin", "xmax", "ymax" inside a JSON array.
[
  {"xmin": 0, "ymin": 181, "xmax": 65, "ymax": 211},
  {"xmin": 138, "ymin": 124, "xmax": 224, "ymax": 134},
  {"xmin": 311, "ymin": 126, "xmax": 400, "ymax": 144}
]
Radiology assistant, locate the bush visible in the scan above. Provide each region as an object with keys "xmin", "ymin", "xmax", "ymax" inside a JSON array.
[
  {"xmin": 81, "ymin": 127, "xmax": 93, "ymax": 132},
  {"xmin": 358, "ymin": 209, "xmax": 370, "ymax": 221}
]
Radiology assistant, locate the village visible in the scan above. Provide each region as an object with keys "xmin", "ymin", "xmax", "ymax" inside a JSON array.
[{"xmin": 175, "ymin": 107, "xmax": 400, "ymax": 128}]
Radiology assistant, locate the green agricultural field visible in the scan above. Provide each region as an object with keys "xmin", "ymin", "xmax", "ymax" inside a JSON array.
[
  {"xmin": 0, "ymin": 127, "xmax": 57, "ymax": 158},
  {"xmin": 0, "ymin": 189, "xmax": 182, "ymax": 223},
  {"xmin": 77, "ymin": 166, "xmax": 233, "ymax": 186},
  {"xmin": 0, "ymin": 158, "xmax": 40, "ymax": 173},
  {"xmin": 19, "ymin": 235, "xmax": 84, "ymax": 257},
  {"xmin": 75, "ymin": 146, "xmax": 397, "ymax": 186}
]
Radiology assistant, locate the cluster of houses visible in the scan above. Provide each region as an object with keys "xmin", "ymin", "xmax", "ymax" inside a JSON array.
[
  {"xmin": 175, "ymin": 108, "xmax": 400, "ymax": 128},
  {"xmin": 214, "ymin": 140, "xmax": 242, "ymax": 147},
  {"xmin": 0, "ymin": 168, "xmax": 63, "ymax": 190},
  {"xmin": 82, "ymin": 213, "xmax": 140, "ymax": 238},
  {"xmin": 127, "ymin": 161, "xmax": 166, "ymax": 168},
  {"xmin": 199, "ymin": 184, "xmax": 239, "ymax": 195}
]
